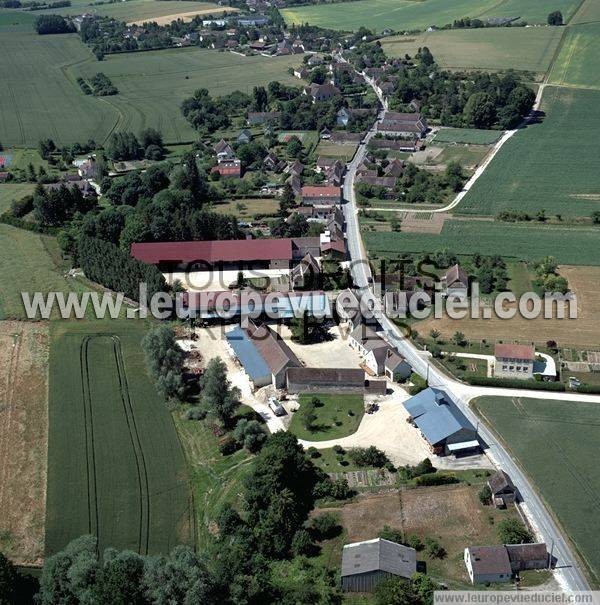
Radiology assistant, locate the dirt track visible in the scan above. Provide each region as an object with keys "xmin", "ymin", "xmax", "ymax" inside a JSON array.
[{"xmin": 0, "ymin": 321, "xmax": 48, "ymax": 565}]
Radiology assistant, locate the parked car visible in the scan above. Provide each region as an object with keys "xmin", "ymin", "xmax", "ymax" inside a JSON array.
[{"xmin": 268, "ymin": 396, "xmax": 286, "ymax": 416}]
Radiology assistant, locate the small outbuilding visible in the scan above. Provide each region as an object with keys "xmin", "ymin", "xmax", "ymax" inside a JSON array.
[
  {"xmin": 464, "ymin": 545, "xmax": 512, "ymax": 584},
  {"xmin": 341, "ymin": 538, "xmax": 417, "ymax": 593},
  {"xmin": 488, "ymin": 470, "xmax": 517, "ymax": 507}
]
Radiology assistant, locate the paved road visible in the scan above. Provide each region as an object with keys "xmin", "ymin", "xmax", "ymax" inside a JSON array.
[{"xmin": 340, "ymin": 105, "xmax": 593, "ymax": 591}]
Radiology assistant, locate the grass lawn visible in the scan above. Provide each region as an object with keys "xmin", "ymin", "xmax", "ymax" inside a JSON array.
[
  {"xmin": 381, "ymin": 27, "xmax": 564, "ymax": 75},
  {"xmin": 507, "ymin": 261, "xmax": 533, "ymax": 297},
  {"xmin": 212, "ymin": 198, "xmax": 279, "ymax": 219},
  {"xmin": 457, "ymin": 86, "xmax": 600, "ymax": 218},
  {"xmin": 433, "ymin": 128, "xmax": 502, "ymax": 145},
  {"xmin": 316, "ymin": 141, "xmax": 358, "ymax": 160},
  {"xmin": 282, "ymin": 0, "xmax": 580, "ymax": 32},
  {"xmin": 549, "ymin": 23, "xmax": 600, "ymax": 89},
  {"xmin": 172, "ymin": 410, "xmax": 254, "ymax": 548},
  {"xmin": 472, "ymin": 396, "xmax": 600, "ymax": 587},
  {"xmin": 0, "ymin": 183, "xmax": 35, "ymax": 213},
  {"xmin": 45, "ymin": 319, "xmax": 194, "ymax": 557},
  {"xmin": 365, "ymin": 218, "xmax": 600, "ymax": 265},
  {"xmin": 289, "ymin": 393, "xmax": 364, "ymax": 441}
]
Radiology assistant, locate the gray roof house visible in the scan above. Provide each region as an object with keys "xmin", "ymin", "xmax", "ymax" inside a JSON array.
[
  {"xmin": 464, "ymin": 546, "xmax": 512, "ymax": 584},
  {"xmin": 384, "ymin": 349, "xmax": 412, "ymax": 382},
  {"xmin": 488, "ymin": 470, "xmax": 517, "ymax": 507},
  {"xmin": 237, "ymin": 129, "xmax": 252, "ymax": 144},
  {"xmin": 403, "ymin": 387, "xmax": 479, "ymax": 455},
  {"xmin": 342, "ymin": 538, "xmax": 417, "ymax": 592}
]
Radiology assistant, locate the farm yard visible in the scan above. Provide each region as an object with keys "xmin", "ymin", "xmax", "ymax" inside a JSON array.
[
  {"xmin": 281, "ymin": 0, "xmax": 581, "ymax": 32},
  {"xmin": 456, "ymin": 87, "xmax": 600, "ymax": 218},
  {"xmin": 0, "ymin": 321, "xmax": 48, "ymax": 566},
  {"xmin": 320, "ymin": 482, "xmax": 525, "ymax": 587},
  {"xmin": 45, "ymin": 320, "xmax": 193, "ymax": 557},
  {"xmin": 549, "ymin": 24, "xmax": 600, "ymax": 89},
  {"xmin": 0, "ymin": 0, "xmax": 228, "ymax": 23},
  {"xmin": 364, "ymin": 219, "xmax": 600, "ymax": 265},
  {"xmin": 473, "ymin": 396, "xmax": 600, "ymax": 586},
  {"xmin": 415, "ymin": 265, "xmax": 600, "ymax": 349},
  {"xmin": 0, "ymin": 31, "xmax": 301, "ymax": 147},
  {"xmin": 381, "ymin": 27, "xmax": 564, "ymax": 75}
]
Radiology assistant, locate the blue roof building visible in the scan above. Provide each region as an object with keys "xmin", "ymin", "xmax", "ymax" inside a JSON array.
[
  {"xmin": 225, "ymin": 325, "xmax": 271, "ymax": 387},
  {"xmin": 403, "ymin": 388, "xmax": 479, "ymax": 455}
]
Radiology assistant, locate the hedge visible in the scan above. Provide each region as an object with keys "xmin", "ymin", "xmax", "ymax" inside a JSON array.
[
  {"xmin": 465, "ymin": 376, "xmax": 566, "ymax": 391},
  {"xmin": 414, "ymin": 473, "xmax": 459, "ymax": 487}
]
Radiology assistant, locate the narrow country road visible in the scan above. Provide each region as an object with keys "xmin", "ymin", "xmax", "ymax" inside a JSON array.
[{"xmin": 339, "ymin": 84, "xmax": 592, "ymax": 591}]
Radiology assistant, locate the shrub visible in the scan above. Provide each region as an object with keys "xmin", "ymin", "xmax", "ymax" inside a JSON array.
[
  {"xmin": 378, "ymin": 525, "xmax": 403, "ymax": 544},
  {"xmin": 332, "ymin": 445, "xmax": 345, "ymax": 455},
  {"xmin": 11, "ymin": 195, "xmax": 34, "ymax": 218},
  {"xmin": 424, "ymin": 537, "xmax": 446, "ymax": 559},
  {"xmin": 497, "ymin": 519, "xmax": 533, "ymax": 544},
  {"xmin": 306, "ymin": 447, "xmax": 321, "ymax": 459},
  {"xmin": 479, "ymin": 485, "xmax": 492, "ymax": 505},
  {"xmin": 414, "ymin": 473, "xmax": 459, "ymax": 487},
  {"xmin": 407, "ymin": 535, "xmax": 424, "ymax": 551},
  {"xmin": 466, "ymin": 376, "xmax": 565, "ymax": 391},
  {"xmin": 186, "ymin": 406, "xmax": 206, "ymax": 421},
  {"xmin": 310, "ymin": 513, "xmax": 342, "ymax": 540},
  {"xmin": 218, "ymin": 436, "xmax": 238, "ymax": 456},
  {"xmin": 291, "ymin": 529, "xmax": 315, "ymax": 556},
  {"xmin": 347, "ymin": 446, "xmax": 389, "ymax": 468}
]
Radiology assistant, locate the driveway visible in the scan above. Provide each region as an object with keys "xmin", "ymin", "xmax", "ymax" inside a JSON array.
[{"xmin": 298, "ymin": 384, "xmax": 493, "ymax": 470}]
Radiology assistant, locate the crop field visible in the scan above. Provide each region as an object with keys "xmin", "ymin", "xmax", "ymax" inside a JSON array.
[
  {"xmin": 549, "ymin": 24, "xmax": 600, "ymax": 89},
  {"xmin": 364, "ymin": 218, "xmax": 600, "ymax": 265},
  {"xmin": 457, "ymin": 87, "xmax": 600, "ymax": 218},
  {"xmin": 281, "ymin": 0, "xmax": 580, "ymax": 33},
  {"xmin": 0, "ymin": 30, "xmax": 301, "ymax": 147},
  {"xmin": 433, "ymin": 128, "xmax": 502, "ymax": 145},
  {"xmin": 45, "ymin": 320, "xmax": 193, "ymax": 557},
  {"xmin": 571, "ymin": 0, "xmax": 600, "ymax": 23},
  {"xmin": 381, "ymin": 27, "xmax": 564, "ymax": 75},
  {"xmin": 416, "ymin": 265, "xmax": 600, "ymax": 349},
  {"xmin": 473, "ymin": 396, "xmax": 600, "ymax": 586},
  {"xmin": 0, "ymin": 321, "xmax": 48, "ymax": 566},
  {"xmin": 5, "ymin": 0, "xmax": 228, "ymax": 22}
]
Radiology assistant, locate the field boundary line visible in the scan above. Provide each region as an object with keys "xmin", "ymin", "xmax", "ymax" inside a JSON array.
[
  {"xmin": 79, "ymin": 336, "xmax": 100, "ymax": 539},
  {"xmin": 0, "ymin": 330, "xmax": 22, "ymax": 509},
  {"xmin": 111, "ymin": 335, "xmax": 150, "ymax": 555}
]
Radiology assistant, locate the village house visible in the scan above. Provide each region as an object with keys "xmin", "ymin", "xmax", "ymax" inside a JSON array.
[
  {"xmin": 225, "ymin": 320, "xmax": 300, "ymax": 389},
  {"xmin": 377, "ymin": 111, "xmax": 428, "ymax": 138},
  {"xmin": 263, "ymin": 152, "xmax": 285, "ymax": 172},
  {"xmin": 348, "ymin": 324, "xmax": 394, "ymax": 375},
  {"xmin": 384, "ymin": 349, "xmax": 412, "ymax": 382},
  {"xmin": 293, "ymin": 66, "xmax": 309, "ymax": 79},
  {"xmin": 214, "ymin": 139, "xmax": 236, "ymax": 163},
  {"xmin": 304, "ymin": 82, "xmax": 340, "ymax": 103},
  {"xmin": 285, "ymin": 159, "xmax": 304, "ymax": 177},
  {"xmin": 211, "ymin": 159, "xmax": 242, "ymax": 179},
  {"xmin": 336, "ymin": 107, "xmax": 372, "ymax": 127},
  {"xmin": 237, "ymin": 129, "xmax": 252, "ymax": 144},
  {"xmin": 290, "ymin": 252, "xmax": 321, "ymax": 289},
  {"xmin": 494, "ymin": 344, "xmax": 535, "ymax": 380},
  {"xmin": 487, "ymin": 470, "xmax": 518, "ymax": 508},
  {"xmin": 464, "ymin": 543, "xmax": 550, "ymax": 584},
  {"xmin": 247, "ymin": 111, "xmax": 281, "ymax": 126},
  {"xmin": 286, "ymin": 368, "xmax": 386, "ymax": 395},
  {"xmin": 403, "ymin": 387, "xmax": 479, "ymax": 456},
  {"xmin": 341, "ymin": 539, "xmax": 417, "ymax": 593},
  {"xmin": 384, "ymin": 159, "xmax": 405, "ymax": 178},
  {"xmin": 369, "ymin": 138, "xmax": 423, "ymax": 153},
  {"xmin": 441, "ymin": 263, "xmax": 469, "ymax": 298},
  {"xmin": 301, "ymin": 185, "xmax": 342, "ymax": 206}
]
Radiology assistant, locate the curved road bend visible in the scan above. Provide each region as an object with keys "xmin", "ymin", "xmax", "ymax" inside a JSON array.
[{"xmin": 340, "ymin": 110, "xmax": 593, "ymax": 591}]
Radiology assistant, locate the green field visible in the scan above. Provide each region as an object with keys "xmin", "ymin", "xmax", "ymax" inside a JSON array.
[
  {"xmin": 473, "ymin": 396, "xmax": 600, "ymax": 586},
  {"xmin": 45, "ymin": 320, "xmax": 193, "ymax": 557},
  {"xmin": 0, "ymin": 183, "xmax": 35, "ymax": 212},
  {"xmin": 381, "ymin": 27, "xmax": 564, "ymax": 74},
  {"xmin": 282, "ymin": 0, "xmax": 580, "ymax": 32},
  {"xmin": 0, "ymin": 31, "xmax": 301, "ymax": 146},
  {"xmin": 549, "ymin": 24, "xmax": 600, "ymax": 89},
  {"xmin": 289, "ymin": 393, "xmax": 364, "ymax": 441},
  {"xmin": 364, "ymin": 218, "xmax": 600, "ymax": 265},
  {"xmin": 0, "ymin": 224, "xmax": 101, "ymax": 320},
  {"xmin": 433, "ymin": 128, "xmax": 503, "ymax": 145},
  {"xmin": 1, "ymin": 0, "xmax": 226, "ymax": 22},
  {"xmin": 457, "ymin": 86, "xmax": 600, "ymax": 218}
]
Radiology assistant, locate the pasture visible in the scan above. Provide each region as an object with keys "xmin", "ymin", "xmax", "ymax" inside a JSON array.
[
  {"xmin": 364, "ymin": 218, "xmax": 600, "ymax": 265},
  {"xmin": 0, "ymin": 31, "xmax": 301, "ymax": 146},
  {"xmin": 0, "ymin": 321, "xmax": 48, "ymax": 565},
  {"xmin": 415, "ymin": 265, "xmax": 600, "ymax": 349},
  {"xmin": 381, "ymin": 27, "xmax": 563, "ymax": 75},
  {"xmin": 433, "ymin": 128, "xmax": 502, "ymax": 145},
  {"xmin": 0, "ymin": 183, "xmax": 35, "ymax": 213},
  {"xmin": 457, "ymin": 86, "xmax": 600, "ymax": 218},
  {"xmin": 0, "ymin": 224, "xmax": 100, "ymax": 320},
  {"xmin": 45, "ymin": 320, "xmax": 193, "ymax": 557},
  {"xmin": 281, "ymin": 0, "xmax": 580, "ymax": 32},
  {"xmin": 549, "ymin": 24, "xmax": 600, "ymax": 89},
  {"xmin": 472, "ymin": 396, "xmax": 600, "ymax": 586},
  {"xmin": 6, "ymin": 0, "xmax": 228, "ymax": 23}
]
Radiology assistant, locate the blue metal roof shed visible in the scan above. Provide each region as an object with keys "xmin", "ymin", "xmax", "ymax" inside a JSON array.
[
  {"xmin": 403, "ymin": 387, "xmax": 478, "ymax": 451},
  {"xmin": 225, "ymin": 326, "xmax": 271, "ymax": 386}
]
